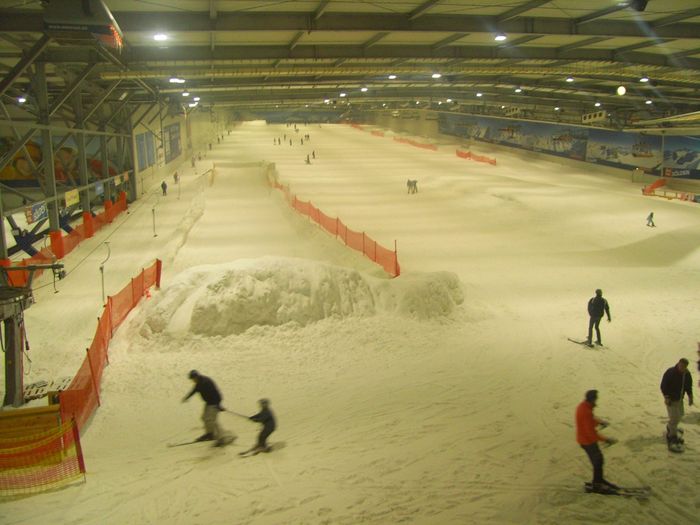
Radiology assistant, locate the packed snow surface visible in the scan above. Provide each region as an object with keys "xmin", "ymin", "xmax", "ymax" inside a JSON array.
[{"xmin": 2, "ymin": 121, "xmax": 699, "ymax": 525}]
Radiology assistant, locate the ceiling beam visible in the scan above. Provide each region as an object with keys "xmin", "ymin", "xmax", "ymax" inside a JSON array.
[
  {"xmin": 652, "ymin": 7, "xmax": 700, "ymax": 28},
  {"xmin": 3, "ymin": 11, "xmax": 700, "ymax": 40},
  {"xmin": 557, "ymin": 37, "xmax": 611, "ymax": 54},
  {"xmin": 289, "ymin": 31, "xmax": 304, "ymax": 50},
  {"xmin": 362, "ymin": 32, "xmax": 390, "ymax": 50},
  {"xmin": 574, "ymin": 5, "xmax": 628, "ymax": 26},
  {"xmin": 615, "ymin": 38, "xmax": 673, "ymax": 54},
  {"xmin": 0, "ymin": 34, "xmax": 51, "ymax": 98},
  {"xmin": 409, "ymin": 0, "xmax": 442, "ymax": 21},
  {"xmin": 432, "ymin": 33, "xmax": 469, "ymax": 50},
  {"xmin": 496, "ymin": 0, "xmax": 552, "ymax": 22},
  {"xmin": 313, "ymin": 0, "xmax": 331, "ymax": 21}
]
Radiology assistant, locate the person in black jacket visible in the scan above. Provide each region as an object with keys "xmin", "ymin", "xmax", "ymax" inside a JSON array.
[
  {"xmin": 586, "ymin": 289, "xmax": 611, "ymax": 346},
  {"xmin": 183, "ymin": 370, "xmax": 226, "ymax": 442},
  {"xmin": 246, "ymin": 398, "xmax": 276, "ymax": 453},
  {"xmin": 660, "ymin": 359, "xmax": 694, "ymax": 446}
]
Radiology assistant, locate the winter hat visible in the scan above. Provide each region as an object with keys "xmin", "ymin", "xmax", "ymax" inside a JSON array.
[
  {"xmin": 585, "ymin": 390, "xmax": 598, "ymax": 403},
  {"xmin": 595, "ymin": 289, "xmax": 602, "ymax": 297},
  {"xmin": 188, "ymin": 370, "xmax": 199, "ymax": 379}
]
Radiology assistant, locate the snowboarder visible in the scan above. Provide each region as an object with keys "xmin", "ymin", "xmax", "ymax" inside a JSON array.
[
  {"xmin": 161, "ymin": 180, "xmax": 167, "ymax": 196},
  {"xmin": 575, "ymin": 390, "xmax": 618, "ymax": 493},
  {"xmin": 182, "ymin": 370, "xmax": 232, "ymax": 444},
  {"xmin": 660, "ymin": 358, "xmax": 693, "ymax": 452},
  {"xmin": 646, "ymin": 212, "xmax": 655, "ymax": 227},
  {"xmin": 586, "ymin": 289, "xmax": 610, "ymax": 346},
  {"xmin": 241, "ymin": 398, "xmax": 276, "ymax": 454}
]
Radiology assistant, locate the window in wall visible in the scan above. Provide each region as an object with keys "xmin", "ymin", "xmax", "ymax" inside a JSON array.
[{"xmin": 163, "ymin": 123, "xmax": 181, "ymax": 163}]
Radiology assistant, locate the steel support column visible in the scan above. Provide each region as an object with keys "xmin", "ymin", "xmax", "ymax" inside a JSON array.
[
  {"xmin": 100, "ymin": 134, "xmax": 112, "ymax": 202},
  {"xmin": 0, "ymin": 34, "xmax": 51, "ymax": 98},
  {"xmin": 73, "ymin": 93, "xmax": 91, "ymax": 213},
  {"xmin": 35, "ymin": 63, "xmax": 60, "ymax": 230}
]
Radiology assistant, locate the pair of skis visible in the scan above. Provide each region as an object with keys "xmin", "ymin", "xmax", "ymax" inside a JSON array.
[{"xmin": 584, "ymin": 482, "xmax": 651, "ymax": 500}]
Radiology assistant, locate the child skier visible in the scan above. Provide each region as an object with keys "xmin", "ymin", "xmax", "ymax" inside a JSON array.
[{"xmin": 240, "ymin": 398, "xmax": 276, "ymax": 455}]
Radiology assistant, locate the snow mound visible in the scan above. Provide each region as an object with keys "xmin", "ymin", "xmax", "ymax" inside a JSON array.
[{"xmin": 140, "ymin": 257, "xmax": 464, "ymax": 337}]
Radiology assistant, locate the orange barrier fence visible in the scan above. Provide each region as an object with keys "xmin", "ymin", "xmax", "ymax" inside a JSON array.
[
  {"xmin": 268, "ymin": 175, "xmax": 400, "ymax": 277},
  {"xmin": 3, "ymin": 192, "xmax": 129, "ymax": 287},
  {"xmin": 393, "ymin": 137, "xmax": 438, "ymax": 151},
  {"xmin": 0, "ymin": 410, "xmax": 85, "ymax": 497},
  {"xmin": 642, "ymin": 178, "xmax": 667, "ymax": 195},
  {"xmin": 60, "ymin": 259, "xmax": 162, "ymax": 431},
  {"xmin": 456, "ymin": 149, "xmax": 497, "ymax": 165},
  {"xmin": 371, "ymin": 130, "xmax": 385, "ymax": 137}
]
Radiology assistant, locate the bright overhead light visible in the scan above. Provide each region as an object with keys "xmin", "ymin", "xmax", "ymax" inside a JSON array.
[
  {"xmin": 388, "ymin": 74, "xmax": 397, "ymax": 79},
  {"xmin": 182, "ymin": 91, "xmax": 190, "ymax": 97},
  {"xmin": 514, "ymin": 87, "xmax": 522, "ymax": 93},
  {"xmin": 17, "ymin": 96, "xmax": 26, "ymax": 104},
  {"xmin": 193, "ymin": 97, "xmax": 200, "ymax": 101},
  {"xmin": 169, "ymin": 77, "xmax": 185, "ymax": 84},
  {"xmin": 501, "ymin": 105, "xmax": 505, "ymax": 109},
  {"xmin": 616, "ymin": 85, "xmax": 626, "ymax": 96},
  {"xmin": 554, "ymin": 106, "xmax": 560, "ymax": 111},
  {"xmin": 645, "ymin": 99, "xmax": 653, "ymax": 104},
  {"xmin": 416, "ymin": 101, "xmax": 420, "ymax": 104},
  {"xmin": 476, "ymin": 92, "xmax": 483, "ymax": 97},
  {"xmin": 494, "ymin": 33, "xmax": 507, "ymax": 41},
  {"xmin": 153, "ymin": 33, "xmax": 168, "ymax": 41},
  {"xmin": 382, "ymin": 103, "xmax": 386, "ymax": 107},
  {"xmin": 446, "ymin": 98, "xmax": 452, "ymax": 103},
  {"xmin": 565, "ymin": 76, "xmax": 574, "ymax": 83},
  {"xmin": 431, "ymin": 73, "xmax": 442, "ymax": 79},
  {"xmin": 339, "ymin": 92, "xmax": 347, "ymax": 97},
  {"xmin": 323, "ymin": 98, "xmax": 330, "ymax": 103},
  {"xmin": 594, "ymin": 102, "xmax": 602, "ymax": 107},
  {"xmin": 360, "ymin": 87, "xmax": 368, "ymax": 92},
  {"xmin": 639, "ymin": 75, "xmax": 649, "ymax": 82}
]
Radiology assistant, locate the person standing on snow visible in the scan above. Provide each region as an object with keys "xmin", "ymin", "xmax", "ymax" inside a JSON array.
[
  {"xmin": 242, "ymin": 398, "xmax": 276, "ymax": 454},
  {"xmin": 182, "ymin": 370, "xmax": 230, "ymax": 443},
  {"xmin": 646, "ymin": 212, "xmax": 655, "ymax": 227},
  {"xmin": 586, "ymin": 289, "xmax": 611, "ymax": 346},
  {"xmin": 575, "ymin": 390, "xmax": 618, "ymax": 493},
  {"xmin": 161, "ymin": 180, "xmax": 168, "ymax": 196},
  {"xmin": 660, "ymin": 358, "xmax": 693, "ymax": 448}
]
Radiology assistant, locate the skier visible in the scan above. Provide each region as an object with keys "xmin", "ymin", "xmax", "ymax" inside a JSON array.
[
  {"xmin": 312, "ymin": 150, "xmax": 316, "ymax": 159},
  {"xmin": 161, "ymin": 180, "xmax": 167, "ymax": 196},
  {"xmin": 646, "ymin": 212, "xmax": 655, "ymax": 227},
  {"xmin": 182, "ymin": 370, "xmax": 233, "ymax": 444},
  {"xmin": 241, "ymin": 398, "xmax": 276, "ymax": 455},
  {"xmin": 305, "ymin": 154, "xmax": 311, "ymax": 164},
  {"xmin": 575, "ymin": 390, "xmax": 618, "ymax": 493},
  {"xmin": 586, "ymin": 289, "xmax": 611, "ymax": 347},
  {"xmin": 660, "ymin": 358, "xmax": 694, "ymax": 452}
]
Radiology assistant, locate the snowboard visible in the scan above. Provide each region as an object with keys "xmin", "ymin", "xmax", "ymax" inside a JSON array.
[
  {"xmin": 584, "ymin": 482, "xmax": 651, "ymax": 500},
  {"xmin": 568, "ymin": 338, "xmax": 594, "ymax": 348}
]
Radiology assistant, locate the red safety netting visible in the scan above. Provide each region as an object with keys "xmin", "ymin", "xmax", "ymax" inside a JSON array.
[
  {"xmin": 60, "ymin": 259, "xmax": 162, "ymax": 432},
  {"xmin": 456, "ymin": 149, "xmax": 497, "ymax": 165},
  {"xmin": 270, "ymin": 177, "xmax": 399, "ymax": 277},
  {"xmin": 642, "ymin": 178, "xmax": 667, "ymax": 195},
  {"xmin": 393, "ymin": 136, "xmax": 438, "ymax": 151},
  {"xmin": 371, "ymin": 130, "xmax": 385, "ymax": 137},
  {"xmin": 0, "ymin": 419, "xmax": 85, "ymax": 497}
]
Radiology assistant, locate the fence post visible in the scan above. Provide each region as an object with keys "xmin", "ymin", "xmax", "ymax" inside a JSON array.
[
  {"xmin": 394, "ymin": 240, "xmax": 399, "ymax": 277},
  {"xmin": 155, "ymin": 259, "xmax": 162, "ymax": 288},
  {"xmin": 85, "ymin": 348, "xmax": 101, "ymax": 407},
  {"xmin": 71, "ymin": 418, "xmax": 87, "ymax": 475},
  {"xmin": 335, "ymin": 217, "xmax": 339, "ymax": 237},
  {"xmin": 362, "ymin": 232, "xmax": 366, "ymax": 255}
]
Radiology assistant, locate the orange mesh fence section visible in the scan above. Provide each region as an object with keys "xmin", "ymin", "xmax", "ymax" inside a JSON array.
[
  {"xmin": 269, "ymin": 175, "xmax": 400, "ymax": 277},
  {"xmin": 60, "ymin": 260, "xmax": 162, "ymax": 432},
  {"xmin": 371, "ymin": 130, "xmax": 385, "ymax": 137},
  {"xmin": 0, "ymin": 417, "xmax": 85, "ymax": 497},
  {"xmin": 456, "ymin": 149, "xmax": 497, "ymax": 165},
  {"xmin": 643, "ymin": 178, "xmax": 667, "ymax": 195},
  {"xmin": 393, "ymin": 137, "xmax": 438, "ymax": 151}
]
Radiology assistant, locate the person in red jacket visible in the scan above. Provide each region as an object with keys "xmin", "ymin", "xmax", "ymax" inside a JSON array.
[{"xmin": 575, "ymin": 390, "xmax": 618, "ymax": 493}]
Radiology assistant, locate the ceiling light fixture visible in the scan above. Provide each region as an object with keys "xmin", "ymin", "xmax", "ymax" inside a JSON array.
[
  {"xmin": 639, "ymin": 75, "xmax": 649, "ymax": 82},
  {"xmin": 431, "ymin": 73, "xmax": 442, "ymax": 79},
  {"xmin": 494, "ymin": 33, "xmax": 507, "ymax": 41},
  {"xmin": 360, "ymin": 87, "xmax": 368, "ymax": 92},
  {"xmin": 339, "ymin": 92, "xmax": 347, "ymax": 97},
  {"xmin": 514, "ymin": 87, "xmax": 522, "ymax": 93},
  {"xmin": 169, "ymin": 77, "xmax": 185, "ymax": 84},
  {"xmin": 554, "ymin": 106, "xmax": 560, "ymax": 111},
  {"xmin": 188, "ymin": 102, "xmax": 197, "ymax": 108},
  {"xmin": 153, "ymin": 33, "xmax": 168, "ymax": 41},
  {"xmin": 17, "ymin": 96, "xmax": 26, "ymax": 104},
  {"xmin": 616, "ymin": 85, "xmax": 626, "ymax": 96},
  {"xmin": 594, "ymin": 102, "xmax": 601, "ymax": 107},
  {"xmin": 501, "ymin": 105, "xmax": 505, "ymax": 109},
  {"xmin": 416, "ymin": 101, "xmax": 420, "ymax": 104},
  {"xmin": 645, "ymin": 99, "xmax": 653, "ymax": 104},
  {"xmin": 388, "ymin": 74, "xmax": 397, "ymax": 79},
  {"xmin": 324, "ymin": 99, "xmax": 330, "ymax": 103},
  {"xmin": 476, "ymin": 92, "xmax": 483, "ymax": 97},
  {"xmin": 182, "ymin": 91, "xmax": 190, "ymax": 97},
  {"xmin": 193, "ymin": 97, "xmax": 200, "ymax": 102},
  {"xmin": 565, "ymin": 76, "xmax": 574, "ymax": 83},
  {"xmin": 446, "ymin": 98, "xmax": 452, "ymax": 103}
]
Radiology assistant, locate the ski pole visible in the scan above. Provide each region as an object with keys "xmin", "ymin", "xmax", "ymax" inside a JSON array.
[{"xmin": 224, "ymin": 409, "xmax": 249, "ymax": 419}]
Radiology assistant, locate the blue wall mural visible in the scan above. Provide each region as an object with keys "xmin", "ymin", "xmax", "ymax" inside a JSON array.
[{"xmin": 438, "ymin": 113, "xmax": 700, "ymax": 180}]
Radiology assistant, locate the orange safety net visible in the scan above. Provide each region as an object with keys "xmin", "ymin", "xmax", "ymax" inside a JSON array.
[
  {"xmin": 456, "ymin": 149, "xmax": 497, "ymax": 165},
  {"xmin": 271, "ymin": 180, "xmax": 399, "ymax": 277},
  {"xmin": 371, "ymin": 130, "xmax": 385, "ymax": 137},
  {"xmin": 642, "ymin": 178, "xmax": 667, "ymax": 195},
  {"xmin": 0, "ymin": 420, "xmax": 85, "ymax": 497},
  {"xmin": 393, "ymin": 137, "xmax": 438, "ymax": 151},
  {"xmin": 60, "ymin": 259, "xmax": 162, "ymax": 432}
]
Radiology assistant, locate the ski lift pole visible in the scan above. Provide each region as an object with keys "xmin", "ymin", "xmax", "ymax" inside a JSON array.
[{"xmin": 99, "ymin": 242, "xmax": 111, "ymax": 306}]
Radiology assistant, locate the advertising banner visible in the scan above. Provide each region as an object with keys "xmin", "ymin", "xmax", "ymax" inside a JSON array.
[
  {"xmin": 24, "ymin": 201, "xmax": 48, "ymax": 224},
  {"xmin": 64, "ymin": 189, "xmax": 80, "ymax": 207},
  {"xmin": 663, "ymin": 136, "xmax": 700, "ymax": 179}
]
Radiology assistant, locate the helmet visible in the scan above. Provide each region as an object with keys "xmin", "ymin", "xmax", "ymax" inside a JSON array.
[{"xmin": 585, "ymin": 390, "xmax": 598, "ymax": 403}]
